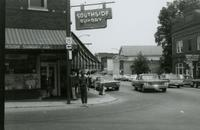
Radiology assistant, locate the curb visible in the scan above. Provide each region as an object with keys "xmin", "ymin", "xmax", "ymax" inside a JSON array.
[{"xmin": 5, "ymin": 94, "xmax": 118, "ymax": 110}]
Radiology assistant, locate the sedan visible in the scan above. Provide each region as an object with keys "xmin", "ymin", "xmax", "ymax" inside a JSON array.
[
  {"xmin": 134, "ymin": 74, "xmax": 168, "ymax": 92},
  {"xmin": 160, "ymin": 74, "xmax": 184, "ymax": 88}
]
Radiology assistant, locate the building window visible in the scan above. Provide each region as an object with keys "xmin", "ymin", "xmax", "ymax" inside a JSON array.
[
  {"xmin": 197, "ymin": 36, "xmax": 200, "ymax": 50},
  {"xmin": 176, "ymin": 40, "xmax": 183, "ymax": 53},
  {"xmin": 175, "ymin": 63, "xmax": 184, "ymax": 75},
  {"xmin": 28, "ymin": 0, "xmax": 48, "ymax": 11},
  {"xmin": 188, "ymin": 39, "xmax": 192, "ymax": 51},
  {"xmin": 196, "ymin": 62, "xmax": 200, "ymax": 78}
]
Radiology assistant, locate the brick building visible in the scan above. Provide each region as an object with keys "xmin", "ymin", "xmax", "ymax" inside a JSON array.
[
  {"xmin": 172, "ymin": 9, "xmax": 200, "ymax": 78},
  {"xmin": 5, "ymin": 0, "xmax": 100, "ymax": 100}
]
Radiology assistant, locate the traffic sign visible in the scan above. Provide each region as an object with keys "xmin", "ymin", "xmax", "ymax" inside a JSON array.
[{"xmin": 66, "ymin": 37, "xmax": 73, "ymax": 45}]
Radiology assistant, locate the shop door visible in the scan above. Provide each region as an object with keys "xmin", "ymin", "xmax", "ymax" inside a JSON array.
[{"xmin": 41, "ymin": 63, "xmax": 57, "ymax": 96}]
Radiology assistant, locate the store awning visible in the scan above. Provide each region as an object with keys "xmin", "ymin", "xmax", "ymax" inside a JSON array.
[{"xmin": 6, "ymin": 28, "xmax": 66, "ymax": 49}]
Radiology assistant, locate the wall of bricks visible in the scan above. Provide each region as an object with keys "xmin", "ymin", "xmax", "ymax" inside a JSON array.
[{"xmin": 6, "ymin": 0, "xmax": 67, "ymax": 30}]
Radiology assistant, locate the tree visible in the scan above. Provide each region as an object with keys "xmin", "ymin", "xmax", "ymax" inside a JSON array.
[
  {"xmin": 131, "ymin": 52, "xmax": 150, "ymax": 75},
  {"xmin": 154, "ymin": 0, "xmax": 200, "ymax": 73}
]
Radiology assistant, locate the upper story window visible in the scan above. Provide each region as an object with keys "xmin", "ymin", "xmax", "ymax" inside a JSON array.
[
  {"xmin": 188, "ymin": 39, "xmax": 192, "ymax": 51},
  {"xmin": 197, "ymin": 36, "xmax": 200, "ymax": 50},
  {"xmin": 28, "ymin": 0, "xmax": 48, "ymax": 11},
  {"xmin": 175, "ymin": 63, "xmax": 184, "ymax": 75},
  {"xmin": 176, "ymin": 40, "xmax": 183, "ymax": 53}
]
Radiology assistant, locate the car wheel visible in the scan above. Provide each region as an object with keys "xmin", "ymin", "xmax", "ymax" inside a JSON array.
[
  {"xmin": 141, "ymin": 86, "xmax": 145, "ymax": 92},
  {"xmin": 115, "ymin": 87, "xmax": 119, "ymax": 91},
  {"xmin": 162, "ymin": 88, "xmax": 167, "ymax": 92},
  {"xmin": 134, "ymin": 87, "xmax": 138, "ymax": 91},
  {"xmin": 177, "ymin": 85, "xmax": 180, "ymax": 88}
]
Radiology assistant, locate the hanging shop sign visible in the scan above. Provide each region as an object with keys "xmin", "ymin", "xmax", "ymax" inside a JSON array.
[{"xmin": 75, "ymin": 8, "xmax": 112, "ymax": 30}]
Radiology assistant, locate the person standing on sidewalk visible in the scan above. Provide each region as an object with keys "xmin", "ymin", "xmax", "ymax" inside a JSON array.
[{"xmin": 79, "ymin": 70, "xmax": 88, "ymax": 106}]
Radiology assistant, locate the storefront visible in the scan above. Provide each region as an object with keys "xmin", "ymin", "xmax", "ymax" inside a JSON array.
[{"xmin": 5, "ymin": 28, "xmax": 100, "ymax": 100}]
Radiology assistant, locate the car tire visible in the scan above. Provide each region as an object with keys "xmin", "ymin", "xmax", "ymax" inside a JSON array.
[
  {"xmin": 162, "ymin": 88, "xmax": 167, "ymax": 92},
  {"xmin": 115, "ymin": 87, "xmax": 119, "ymax": 91},
  {"xmin": 134, "ymin": 87, "xmax": 138, "ymax": 91},
  {"xmin": 177, "ymin": 85, "xmax": 180, "ymax": 88},
  {"xmin": 141, "ymin": 86, "xmax": 145, "ymax": 92}
]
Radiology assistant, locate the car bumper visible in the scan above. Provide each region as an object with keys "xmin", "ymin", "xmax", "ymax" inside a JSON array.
[{"xmin": 144, "ymin": 85, "xmax": 168, "ymax": 89}]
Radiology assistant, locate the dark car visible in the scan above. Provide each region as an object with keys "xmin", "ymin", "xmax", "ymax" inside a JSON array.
[{"xmin": 133, "ymin": 74, "xmax": 168, "ymax": 92}]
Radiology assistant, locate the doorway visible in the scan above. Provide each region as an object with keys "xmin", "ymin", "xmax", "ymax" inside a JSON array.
[{"xmin": 40, "ymin": 63, "xmax": 58, "ymax": 97}]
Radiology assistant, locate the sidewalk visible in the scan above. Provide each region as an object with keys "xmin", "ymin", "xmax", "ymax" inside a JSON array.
[{"xmin": 5, "ymin": 89, "xmax": 117, "ymax": 111}]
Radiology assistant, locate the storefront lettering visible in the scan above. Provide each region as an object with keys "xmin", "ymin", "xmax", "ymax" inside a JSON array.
[
  {"xmin": 76, "ymin": 10, "xmax": 110, "ymax": 19},
  {"xmin": 75, "ymin": 8, "xmax": 112, "ymax": 30},
  {"xmin": 5, "ymin": 44, "xmax": 65, "ymax": 49},
  {"xmin": 79, "ymin": 17, "xmax": 103, "ymax": 24}
]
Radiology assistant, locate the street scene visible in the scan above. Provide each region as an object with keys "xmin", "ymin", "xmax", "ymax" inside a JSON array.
[{"xmin": 1, "ymin": 0, "xmax": 200, "ymax": 130}]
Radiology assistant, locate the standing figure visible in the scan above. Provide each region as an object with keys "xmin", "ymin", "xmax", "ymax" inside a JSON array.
[{"xmin": 79, "ymin": 70, "xmax": 88, "ymax": 105}]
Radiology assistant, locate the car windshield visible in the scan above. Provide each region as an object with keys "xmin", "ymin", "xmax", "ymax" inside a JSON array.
[
  {"xmin": 167, "ymin": 75, "xmax": 181, "ymax": 79},
  {"xmin": 141, "ymin": 75, "xmax": 159, "ymax": 80}
]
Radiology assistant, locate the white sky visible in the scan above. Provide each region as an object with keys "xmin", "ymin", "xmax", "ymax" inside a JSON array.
[{"xmin": 71, "ymin": 0, "xmax": 173, "ymax": 54}]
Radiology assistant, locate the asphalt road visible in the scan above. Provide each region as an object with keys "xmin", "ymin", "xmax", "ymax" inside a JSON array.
[{"xmin": 5, "ymin": 81, "xmax": 200, "ymax": 130}]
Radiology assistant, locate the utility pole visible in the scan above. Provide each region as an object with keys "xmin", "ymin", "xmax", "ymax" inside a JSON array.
[
  {"xmin": 66, "ymin": 0, "xmax": 71, "ymax": 104},
  {"xmin": 0, "ymin": 0, "xmax": 5, "ymax": 129}
]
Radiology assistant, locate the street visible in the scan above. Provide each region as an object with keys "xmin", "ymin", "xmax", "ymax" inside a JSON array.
[{"xmin": 5, "ymin": 81, "xmax": 200, "ymax": 130}]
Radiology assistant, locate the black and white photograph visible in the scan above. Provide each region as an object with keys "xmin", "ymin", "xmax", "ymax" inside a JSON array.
[{"xmin": 1, "ymin": 0, "xmax": 200, "ymax": 130}]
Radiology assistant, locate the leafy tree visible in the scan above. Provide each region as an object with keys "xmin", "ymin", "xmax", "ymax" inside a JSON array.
[
  {"xmin": 155, "ymin": 0, "xmax": 200, "ymax": 73},
  {"xmin": 131, "ymin": 52, "xmax": 150, "ymax": 74}
]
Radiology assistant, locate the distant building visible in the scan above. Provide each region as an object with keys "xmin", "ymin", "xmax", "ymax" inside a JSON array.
[
  {"xmin": 113, "ymin": 46, "xmax": 162, "ymax": 75},
  {"xmin": 172, "ymin": 9, "xmax": 200, "ymax": 78},
  {"xmin": 95, "ymin": 53, "xmax": 117, "ymax": 74}
]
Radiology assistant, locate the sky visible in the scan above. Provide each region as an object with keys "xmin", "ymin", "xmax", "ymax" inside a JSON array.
[{"xmin": 71, "ymin": 0, "xmax": 173, "ymax": 54}]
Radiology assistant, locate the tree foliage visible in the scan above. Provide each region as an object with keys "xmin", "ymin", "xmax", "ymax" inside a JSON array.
[
  {"xmin": 131, "ymin": 52, "xmax": 150, "ymax": 75},
  {"xmin": 155, "ymin": 0, "xmax": 200, "ymax": 73}
]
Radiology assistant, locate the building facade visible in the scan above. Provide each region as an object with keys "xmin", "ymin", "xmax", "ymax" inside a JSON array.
[
  {"xmin": 172, "ymin": 9, "xmax": 200, "ymax": 78},
  {"xmin": 5, "ymin": 0, "xmax": 100, "ymax": 100},
  {"xmin": 113, "ymin": 46, "xmax": 162, "ymax": 75},
  {"xmin": 95, "ymin": 53, "xmax": 117, "ymax": 74}
]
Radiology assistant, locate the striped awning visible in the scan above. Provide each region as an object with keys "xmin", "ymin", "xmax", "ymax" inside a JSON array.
[{"xmin": 6, "ymin": 28, "xmax": 67, "ymax": 49}]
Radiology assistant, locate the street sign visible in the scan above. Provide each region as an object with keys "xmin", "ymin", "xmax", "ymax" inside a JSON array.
[
  {"xmin": 66, "ymin": 44, "xmax": 72, "ymax": 50},
  {"xmin": 66, "ymin": 37, "xmax": 73, "ymax": 45},
  {"xmin": 75, "ymin": 8, "xmax": 112, "ymax": 30}
]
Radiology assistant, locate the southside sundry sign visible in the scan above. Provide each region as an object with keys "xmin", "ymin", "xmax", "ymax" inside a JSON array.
[{"xmin": 75, "ymin": 8, "xmax": 112, "ymax": 30}]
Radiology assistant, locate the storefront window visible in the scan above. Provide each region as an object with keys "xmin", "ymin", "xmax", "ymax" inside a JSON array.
[
  {"xmin": 176, "ymin": 63, "xmax": 184, "ymax": 74},
  {"xmin": 5, "ymin": 54, "xmax": 37, "ymax": 74},
  {"xmin": 5, "ymin": 54, "xmax": 39, "ymax": 90}
]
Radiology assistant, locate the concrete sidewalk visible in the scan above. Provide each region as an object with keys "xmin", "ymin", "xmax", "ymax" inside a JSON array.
[{"xmin": 5, "ymin": 89, "xmax": 117, "ymax": 112}]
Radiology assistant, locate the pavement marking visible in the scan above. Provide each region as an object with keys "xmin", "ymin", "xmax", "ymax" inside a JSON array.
[{"xmin": 180, "ymin": 110, "xmax": 185, "ymax": 114}]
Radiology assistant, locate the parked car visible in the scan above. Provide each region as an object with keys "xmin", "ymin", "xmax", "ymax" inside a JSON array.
[
  {"xmin": 182, "ymin": 75, "xmax": 193, "ymax": 87},
  {"xmin": 127, "ymin": 74, "xmax": 138, "ymax": 82},
  {"xmin": 113, "ymin": 75, "xmax": 123, "ymax": 81},
  {"xmin": 133, "ymin": 74, "xmax": 168, "ymax": 92},
  {"xmin": 95, "ymin": 75, "xmax": 120, "ymax": 91},
  {"xmin": 131, "ymin": 75, "xmax": 138, "ymax": 86},
  {"xmin": 160, "ymin": 74, "xmax": 183, "ymax": 88}
]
